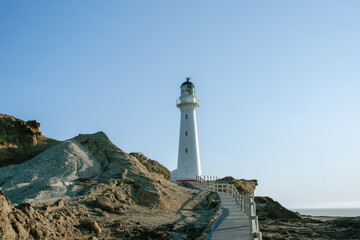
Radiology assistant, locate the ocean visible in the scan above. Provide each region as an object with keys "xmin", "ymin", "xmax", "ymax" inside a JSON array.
[{"xmin": 292, "ymin": 208, "xmax": 360, "ymax": 217}]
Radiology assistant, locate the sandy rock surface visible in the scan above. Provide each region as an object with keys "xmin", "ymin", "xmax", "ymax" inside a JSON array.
[
  {"xmin": 0, "ymin": 139, "xmax": 102, "ymax": 203},
  {"xmin": 0, "ymin": 113, "xmax": 58, "ymax": 167}
]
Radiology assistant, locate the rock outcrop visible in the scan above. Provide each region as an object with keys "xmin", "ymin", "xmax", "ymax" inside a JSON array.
[
  {"xmin": 129, "ymin": 152, "xmax": 170, "ymax": 180},
  {"xmin": 216, "ymin": 176, "xmax": 258, "ymax": 194},
  {"xmin": 0, "ymin": 139, "xmax": 102, "ymax": 203},
  {"xmin": 0, "ymin": 190, "xmax": 80, "ymax": 239},
  {"xmin": 73, "ymin": 132, "xmax": 179, "ymax": 209},
  {"xmin": 255, "ymin": 196, "xmax": 301, "ymax": 220},
  {"xmin": 0, "ymin": 131, "xmax": 178, "ymax": 210},
  {"xmin": 0, "ymin": 113, "xmax": 58, "ymax": 167},
  {"xmin": 254, "ymin": 196, "xmax": 360, "ymax": 239}
]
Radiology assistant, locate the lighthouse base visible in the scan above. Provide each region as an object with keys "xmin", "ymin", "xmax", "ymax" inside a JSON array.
[
  {"xmin": 170, "ymin": 169, "xmax": 177, "ymax": 182},
  {"xmin": 170, "ymin": 169, "xmax": 197, "ymax": 182}
]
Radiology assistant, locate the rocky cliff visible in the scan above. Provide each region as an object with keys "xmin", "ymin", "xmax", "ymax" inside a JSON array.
[{"xmin": 0, "ymin": 113, "xmax": 58, "ymax": 167}]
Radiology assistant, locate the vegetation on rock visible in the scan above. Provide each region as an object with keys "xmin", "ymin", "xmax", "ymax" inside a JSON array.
[
  {"xmin": 215, "ymin": 176, "xmax": 258, "ymax": 194},
  {"xmin": 129, "ymin": 152, "xmax": 170, "ymax": 180}
]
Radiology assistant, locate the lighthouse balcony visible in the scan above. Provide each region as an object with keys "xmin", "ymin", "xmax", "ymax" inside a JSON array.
[{"xmin": 176, "ymin": 96, "xmax": 200, "ymax": 107}]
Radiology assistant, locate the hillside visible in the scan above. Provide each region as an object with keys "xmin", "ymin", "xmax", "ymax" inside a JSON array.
[{"xmin": 0, "ymin": 115, "xmax": 219, "ymax": 239}]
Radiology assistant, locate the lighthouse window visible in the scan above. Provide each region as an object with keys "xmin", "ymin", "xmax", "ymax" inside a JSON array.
[
  {"xmin": 185, "ymin": 114, "xmax": 188, "ymax": 119},
  {"xmin": 185, "ymin": 131, "xmax": 188, "ymax": 136},
  {"xmin": 185, "ymin": 148, "xmax": 188, "ymax": 153}
]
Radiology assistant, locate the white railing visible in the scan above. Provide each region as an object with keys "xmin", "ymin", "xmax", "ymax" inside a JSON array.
[{"xmin": 196, "ymin": 175, "xmax": 262, "ymax": 240}]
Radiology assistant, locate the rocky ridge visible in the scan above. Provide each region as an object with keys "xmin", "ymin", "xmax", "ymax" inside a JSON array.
[{"xmin": 0, "ymin": 113, "xmax": 58, "ymax": 167}]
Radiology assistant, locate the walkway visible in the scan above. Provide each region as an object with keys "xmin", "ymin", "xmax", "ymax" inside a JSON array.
[{"xmin": 190, "ymin": 182, "xmax": 250, "ymax": 240}]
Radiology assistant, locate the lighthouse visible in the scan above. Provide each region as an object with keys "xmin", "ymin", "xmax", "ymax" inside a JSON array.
[{"xmin": 172, "ymin": 78, "xmax": 201, "ymax": 182}]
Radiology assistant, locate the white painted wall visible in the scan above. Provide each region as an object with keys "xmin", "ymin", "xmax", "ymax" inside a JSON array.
[{"xmin": 175, "ymin": 83, "xmax": 201, "ymax": 181}]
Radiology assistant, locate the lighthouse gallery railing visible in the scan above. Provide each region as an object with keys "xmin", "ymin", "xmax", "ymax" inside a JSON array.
[
  {"xmin": 196, "ymin": 175, "xmax": 262, "ymax": 240},
  {"xmin": 176, "ymin": 97, "xmax": 200, "ymax": 106}
]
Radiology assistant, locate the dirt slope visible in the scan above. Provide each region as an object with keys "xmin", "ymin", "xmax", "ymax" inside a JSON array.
[{"xmin": 130, "ymin": 152, "xmax": 170, "ymax": 180}]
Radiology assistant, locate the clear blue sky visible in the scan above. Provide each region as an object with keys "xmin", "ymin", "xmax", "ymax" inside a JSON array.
[{"xmin": 1, "ymin": 1, "xmax": 359, "ymax": 209}]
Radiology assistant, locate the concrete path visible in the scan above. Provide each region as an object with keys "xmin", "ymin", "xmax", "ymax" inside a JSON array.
[{"xmin": 190, "ymin": 182, "xmax": 250, "ymax": 240}]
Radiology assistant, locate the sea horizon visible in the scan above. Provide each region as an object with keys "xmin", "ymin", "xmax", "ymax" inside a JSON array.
[{"xmin": 292, "ymin": 208, "xmax": 360, "ymax": 217}]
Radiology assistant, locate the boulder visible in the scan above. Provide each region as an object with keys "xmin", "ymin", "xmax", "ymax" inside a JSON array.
[
  {"xmin": 95, "ymin": 196, "xmax": 114, "ymax": 211},
  {"xmin": 82, "ymin": 220, "xmax": 101, "ymax": 234}
]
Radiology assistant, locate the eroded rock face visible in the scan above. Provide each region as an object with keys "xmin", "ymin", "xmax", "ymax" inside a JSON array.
[
  {"xmin": 0, "ymin": 113, "xmax": 59, "ymax": 167},
  {"xmin": 0, "ymin": 190, "xmax": 17, "ymax": 239},
  {"xmin": 216, "ymin": 176, "xmax": 258, "ymax": 195},
  {"xmin": 0, "ymin": 190, "xmax": 79, "ymax": 239},
  {"xmin": 73, "ymin": 132, "xmax": 180, "ymax": 209},
  {"xmin": 129, "ymin": 152, "xmax": 170, "ymax": 180},
  {"xmin": 0, "ymin": 139, "xmax": 102, "ymax": 203},
  {"xmin": 0, "ymin": 130, "xmax": 180, "ymax": 210},
  {"xmin": 255, "ymin": 196, "xmax": 301, "ymax": 220}
]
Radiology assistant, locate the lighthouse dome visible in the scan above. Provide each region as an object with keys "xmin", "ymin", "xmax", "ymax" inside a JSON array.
[
  {"xmin": 181, "ymin": 78, "xmax": 195, "ymax": 88},
  {"xmin": 180, "ymin": 77, "xmax": 195, "ymax": 96}
]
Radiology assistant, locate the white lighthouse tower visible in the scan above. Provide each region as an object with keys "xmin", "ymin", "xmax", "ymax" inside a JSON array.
[{"xmin": 173, "ymin": 78, "xmax": 201, "ymax": 181}]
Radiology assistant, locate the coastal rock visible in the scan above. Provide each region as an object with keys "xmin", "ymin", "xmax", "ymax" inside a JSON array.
[
  {"xmin": 43, "ymin": 199, "xmax": 65, "ymax": 212},
  {"xmin": 95, "ymin": 196, "xmax": 114, "ymax": 211},
  {"xmin": 255, "ymin": 196, "xmax": 360, "ymax": 239},
  {"xmin": 0, "ymin": 189, "xmax": 79, "ymax": 240},
  {"xmin": 0, "ymin": 113, "xmax": 58, "ymax": 167},
  {"xmin": 255, "ymin": 196, "xmax": 300, "ymax": 220},
  {"xmin": 215, "ymin": 176, "xmax": 258, "ymax": 194},
  {"xmin": 82, "ymin": 220, "xmax": 101, "ymax": 234},
  {"xmin": 0, "ymin": 139, "xmax": 102, "ymax": 203},
  {"xmin": 331, "ymin": 217, "xmax": 360, "ymax": 228},
  {"xmin": 0, "ymin": 191, "xmax": 17, "ymax": 239},
  {"xmin": 129, "ymin": 152, "xmax": 170, "ymax": 180}
]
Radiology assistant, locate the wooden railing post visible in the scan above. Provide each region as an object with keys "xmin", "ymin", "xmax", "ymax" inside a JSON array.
[{"xmin": 242, "ymin": 195, "xmax": 245, "ymax": 212}]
